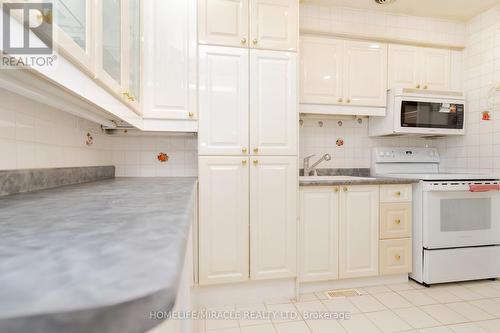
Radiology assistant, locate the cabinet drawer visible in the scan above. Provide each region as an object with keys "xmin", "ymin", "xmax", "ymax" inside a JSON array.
[
  {"xmin": 380, "ymin": 238, "xmax": 412, "ymax": 275},
  {"xmin": 380, "ymin": 184, "xmax": 412, "ymax": 203},
  {"xmin": 380, "ymin": 203, "xmax": 411, "ymax": 239}
]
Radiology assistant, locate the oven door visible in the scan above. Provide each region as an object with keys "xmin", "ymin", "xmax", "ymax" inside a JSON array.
[
  {"xmin": 395, "ymin": 96, "xmax": 465, "ymax": 135},
  {"xmin": 422, "ymin": 182, "xmax": 500, "ymax": 249}
]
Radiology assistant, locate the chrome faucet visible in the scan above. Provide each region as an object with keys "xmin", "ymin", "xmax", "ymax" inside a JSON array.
[{"xmin": 303, "ymin": 153, "xmax": 332, "ymax": 176}]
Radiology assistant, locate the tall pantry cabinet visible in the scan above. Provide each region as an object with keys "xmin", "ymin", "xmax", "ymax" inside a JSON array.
[{"xmin": 198, "ymin": 0, "xmax": 299, "ymax": 285}]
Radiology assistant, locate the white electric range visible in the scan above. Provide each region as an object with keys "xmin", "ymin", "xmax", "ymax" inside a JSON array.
[{"xmin": 372, "ymin": 147, "xmax": 500, "ymax": 286}]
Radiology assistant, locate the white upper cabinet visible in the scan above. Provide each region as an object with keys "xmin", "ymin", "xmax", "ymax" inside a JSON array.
[
  {"xmin": 198, "ymin": 46, "xmax": 249, "ymax": 155},
  {"xmin": 199, "ymin": 157, "xmax": 250, "ymax": 285},
  {"xmin": 339, "ymin": 185, "xmax": 379, "ymax": 279},
  {"xmin": 300, "ymin": 36, "xmax": 343, "ymax": 105},
  {"xmin": 142, "ymin": 0, "xmax": 198, "ymax": 120},
  {"xmin": 250, "ymin": 50, "xmax": 297, "ymax": 156},
  {"xmin": 198, "ymin": 0, "xmax": 249, "ymax": 48},
  {"xmin": 54, "ymin": 0, "xmax": 93, "ymax": 71},
  {"xmin": 343, "ymin": 40, "xmax": 387, "ymax": 107},
  {"xmin": 125, "ymin": 0, "xmax": 141, "ymax": 107},
  {"xmin": 250, "ymin": 0, "xmax": 298, "ymax": 51},
  {"xmin": 250, "ymin": 156, "xmax": 297, "ymax": 280},
  {"xmin": 300, "ymin": 36, "xmax": 387, "ymax": 108},
  {"xmin": 198, "ymin": 0, "xmax": 298, "ymax": 51},
  {"xmin": 300, "ymin": 186, "xmax": 339, "ymax": 282},
  {"xmin": 388, "ymin": 44, "xmax": 451, "ymax": 91}
]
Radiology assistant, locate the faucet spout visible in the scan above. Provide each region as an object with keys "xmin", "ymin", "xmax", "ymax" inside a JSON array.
[{"xmin": 303, "ymin": 153, "xmax": 332, "ymax": 176}]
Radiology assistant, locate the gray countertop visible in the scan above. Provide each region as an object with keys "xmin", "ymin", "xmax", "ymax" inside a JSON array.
[
  {"xmin": 0, "ymin": 177, "xmax": 197, "ymax": 333},
  {"xmin": 300, "ymin": 177, "xmax": 419, "ymax": 186}
]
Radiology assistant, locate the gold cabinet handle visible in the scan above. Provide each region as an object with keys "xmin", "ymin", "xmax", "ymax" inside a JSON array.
[
  {"xmin": 395, "ymin": 191, "xmax": 401, "ymax": 196},
  {"xmin": 423, "ymin": 85, "xmax": 428, "ymax": 89},
  {"xmin": 242, "ymin": 160, "xmax": 247, "ymax": 165},
  {"xmin": 241, "ymin": 37, "xmax": 247, "ymax": 45},
  {"xmin": 188, "ymin": 112, "xmax": 194, "ymax": 118},
  {"xmin": 122, "ymin": 91, "xmax": 130, "ymax": 98},
  {"xmin": 416, "ymin": 84, "xmax": 421, "ymax": 89},
  {"xmin": 242, "ymin": 147, "xmax": 248, "ymax": 154},
  {"xmin": 253, "ymin": 159, "xmax": 259, "ymax": 165},
  {"xmin": 252, "ymin": 39, "xmax": 258, "ymax": 45},
  {"xmin": 253, "ymin": 148, "xmax": 259, "ymax": 154},
  {"xmin": 346, "ymin": 99, "xmax": 351, "ymax": 103},
  {"xmin": 334, "ymin": 187, "xmax": 339, "ymax": 193},
  {"xmin": 127, "ymin": 95, "xmax": 136, "ymax": 102},
  {"xmin": 343, "ymin": 187, "xmax": 348, "ymax": 192},
  {"xmin": 395, "ymin": 254, "xmax": 401, "ymax": 260},
  {"xmin": 338, "ymin": 98, "xmax": 343, "ymax": 103},
  {"xmin": 395, "ymin": 219, "xmax": 401, "ymax": 224}
]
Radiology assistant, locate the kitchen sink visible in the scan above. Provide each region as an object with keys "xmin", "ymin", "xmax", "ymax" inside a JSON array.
[{"xmin": 299, "ymin": 175, "xmax": 376, "ymax": 181}]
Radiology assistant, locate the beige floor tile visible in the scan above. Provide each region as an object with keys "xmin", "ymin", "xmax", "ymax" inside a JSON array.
[
  {"xmin": 266, "ymin": 303, "xmax": 302, "ymax": 323},
  {"xmin": 469, "ymin": 299, "xmax": 500, "ymax": 317},
  {"xmin": 476, "ymin": 319, "xmax": 500, "ymax": 332},
  {"xmin": 339, "ymin": 313, "xmax": 383, "ymax": 333},
  {"xmin": 348, "ymin": 295, "xmax": 386, "ymax": 313},
  {"xmin": 422, "ymin": 288, "xmax": 462, "ymax": 303},
  {"xmin": 293, "ymin": 301, "xmax": 328, "ymax": 319},
  {"xmin": 463, "ymin": 285, "xmax": 500, "ymax": 298},
  {"xmin": 387, "ymin": 283, "xmax": 416, "ymax": 292},
  {"xmin": 364, "ymin": 285, "xmax": 393, "ymax": 294},
  {"xmin": 275, "ymin": 320, "xmax": 312, "ymax": 333},
  {"xmin": 314, "ymin": 291, "xmax": 328, "ymax": 300},
  {"xmin": 205, "ymin": 306, "xmax": 239, "ymax": 331},
  {"xmin": 393, "ymin": 307, "xmax": 440, "ymax": 329},
  {"xmin": 322, "ymin": 298, "xmax": 361, "ymax": 314},
  {"xmin": 206, "ymin": 328, "xmax": 241, "ymax": 333},
  {"xmin": 397, "ymin": 290, "xmax": 439, "ymax": 306},
  {"xmin": 420, "ymin": 304, "xmax": 468, "ymax": 325},
  {"xmin": 443, "ymin": 285, "xmax": 484, "ymax": 301},
  {"xmin": 446, "ymin": 302, "xmax": 494, "ymax": 322},
  {"xmin": 373, "ymin": 292, "xmax": 413, "ymax": 309},
  {"xmin": 297, "ymin": 293, "xmax": 319, "ymax": 302},
  {"xmin": 305, "ymin": 319, "xmax": 348, "ymax": 333},
  {"xmin": 240, "ymin": 324, "xmax": 275, "ymax": 333},
  {"xmin": 447, "ymin": 322, "xmax": 490, "ymax": 333},
  {"xmin": 365, "ymin": 310, "xmax": 412, "ymax": 333},
  {"xmin": 237, "ymin": 303, "xmax": 272, "ymax": 327},
  {"xmin": 418, "ymin": 327, "xmax": 454, "ymax": 333}
]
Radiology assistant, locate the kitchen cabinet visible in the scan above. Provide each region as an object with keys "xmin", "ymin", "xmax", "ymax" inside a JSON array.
[
  {"xmin": 300, "ymin": 186, "xmax": 339, "ymax": 282},
  {"xmin": 250, "ymin": 0, "xmax": 298, "ymax": 51},
  {"xmin": 380, "ymin": 239, "xmax": 412, "ymax": 276},
  {"xmin": 199, "ymin": 47, "xmax": 297, "ymax": 156},
  {"xmin": 198, "ymin": 46, "xmax": 249, "ymax": 155},
  {"xmin": 388, "ymin": 44, "xmax": 451, "ymax": 91},
  {"xmin": 142, "ymin": 0, "xmax": 198, "ymax": 121},
  {"xmin": 250, "ymin": 156, "xmax": 297, "ymax": 280},
  {"xmin": 338, "ymin": 185, "xmax": 379, "ymax": 279},
  {"xmin": 300, "ymin": 36, "xmax": 387, "ymax": 108},
  {"xmin": 250, "ymin": 50, "xmax": 297, "ymax": 156},
  {"xmin": 198, "ymin": 157, "xmax": 250, "ymax": 285},
  {"xmin": 198, "ymin": 0, "xmax": 298, "ymax": 51}
]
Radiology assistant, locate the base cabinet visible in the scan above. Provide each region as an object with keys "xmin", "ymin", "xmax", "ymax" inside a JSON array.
[
  {"xmin": 199, "ymin": 156, "xmax": 297, "ymax": 285},
  {"xmin": 300, "ymin": 186, "xmax": 339, "ymax": 282},
  {"xmin": 339, "ymin": 185, "xmax": 380, "ymax": 279}
]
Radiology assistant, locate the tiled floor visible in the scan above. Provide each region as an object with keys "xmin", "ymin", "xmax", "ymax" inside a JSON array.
[{"xmin": 199, "ymin": 279, "xmax": 500, "ymax": 333}]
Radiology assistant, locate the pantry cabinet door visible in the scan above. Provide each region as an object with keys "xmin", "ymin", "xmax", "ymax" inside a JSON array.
[
  {"xmin": 198, "ymin": 0, "xmax": 249, "ymax": 47},
  {"xmin": 339, "ymin": 185, "xmax": 379, "ymax": 279},
  {"xmin": 343, "ymin": 40, "xmax": 387, "ymax": 107},
  {"xmin": 250, "ymin": 50, "xmax": 297, "ymax": 156},
  {"xmin": 199, "ymin": 157, "xmax": 250, "ymax": 285},
  {"xmin": 250, "ymin": 0, "xmax": 298, "ymax": 51},
  {"xmin": 199, "ymin": 46, "xmax": 249, "ymax": 155},
  {"xmin": 250, "ymin": 156, "xmax": 297, "ymax": 280},
  {"xmin": 388, "ymin": 44, "xmax": 420, "ymax": 89},
  {"xmin": 420, "ymin": 47, "xmax": 450, "ymax": 91},
  {"xmin": 300, "ymin": 186, "xmax": 339, "ymax": 282},
  {"xmin": 300, "ymin": 36, "xmax": 344, "ymax": 105}
]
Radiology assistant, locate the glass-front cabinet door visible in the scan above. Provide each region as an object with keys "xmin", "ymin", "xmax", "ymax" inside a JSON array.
[
  {"xmin": 54, "ymin": 0, "xmax": 93, "ymax": 70},
  {"xmin": 125, "ymin": 0, "xmax": 141, "ymax": 108}
]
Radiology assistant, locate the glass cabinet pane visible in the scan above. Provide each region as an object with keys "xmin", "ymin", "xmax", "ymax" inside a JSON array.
[
  {"xmin": 128, "ymin": 0, "xmax": 141, "ymax": 101},
  {"xmin": 102, "ymin": 0, "xmax": 122, "ymax": 83},
  {"xmin": 55, "ymin": 0, "xmax": 86, "ymax": 49}
]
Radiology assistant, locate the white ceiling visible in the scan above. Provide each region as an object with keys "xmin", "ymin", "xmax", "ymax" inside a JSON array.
[{"xmin": 303, "ymin": 0, "xmax": 500, "ymax": 21}]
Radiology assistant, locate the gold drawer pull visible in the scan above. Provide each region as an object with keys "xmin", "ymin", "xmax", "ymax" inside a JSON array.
[
  {"xmin": 253, "ymin": 159, "xmax": 259, "ymax": 165},
  {"xmin": 242, "ymin": 147, "xmax": 247, "ymax": 154},
  {"xmin": 241, "ymin": 37, "xmax": 247, "ymax": 45},
  {"xmin": 395, "ymin": 254, "xmax": 401, "ymax": 260},
  {"xmin": 242, "ymin": 160, "xmax": 247, "ymax": 165},
  {"xmin": 253, "ymin": 148, "xmax": 259, "ymax": 154},
  {"xmin": 395, "ymin": 191, "xmax": 401, "ymax": 196},
  {"xmin": 338, "ymin": 98, "xmax": 343, "ymax": 103},
  {"xmin": 334, "ymin": 187, "xmax": 339, "ymax": 193},
  {"xmin": 343, "ymin": 187, "xmax": 348, "ymax": 192},
  {"xmin": 395, "ymin": 219, "xmax": 401, "ymax": 224},
  {"xmin": 188, "ymin": 112, "xmax": 194, "ymax": 118},
  {"xmin": 416, "ymin": 84, "xmax": 421, "ymax": 89}
]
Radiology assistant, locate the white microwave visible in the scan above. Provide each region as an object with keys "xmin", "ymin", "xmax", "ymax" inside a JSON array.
[{"xmin": 369, "ymin": 88, "xmax": 465, "ymax": 136}]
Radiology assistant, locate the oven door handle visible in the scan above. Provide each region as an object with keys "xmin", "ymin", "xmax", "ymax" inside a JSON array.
[{"xmin": 469, "ymin": 184, "xmax": 500, "ymax": 192}]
